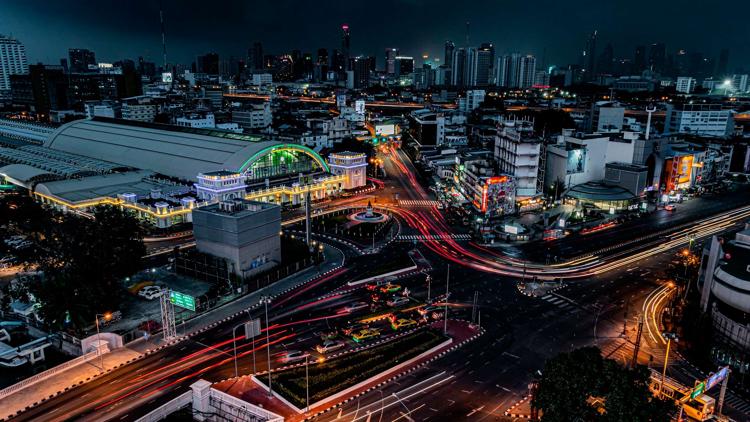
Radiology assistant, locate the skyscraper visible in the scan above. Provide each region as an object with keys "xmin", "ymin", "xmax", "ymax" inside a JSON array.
[
  {"xmin": 648, "ymin": 43, "xmax": 666, "ymax": 73},
  {"xmin": 495, "ymin": 53, "xmax": 536, "ymax": 88},
  {"xmin": 341, "ymin": 24, "xmax": 351, "ymax": 70},
  {"xmin": 0, "ymin": 35, "xmax": 28, "ymax": 94},
  {"xmin": 249, "ymin": 42, "xmax": 263, "ymax": 71},
  {"xmin": 68, "ymin": 48, "xmax": 97, "ymax": 73},
  {"xmin": 317, "ymin": 48, "xmax": 329, "ymax": 66},
  {"xmin": 451, "ymin": 48, "xmax": 468, "ymax": 87},
  {"xmin": 633, "ymin": 45, "xmax": 646, "ymax": 74},
  {"xmin": 196, "ymin": 53, "xmax": 220, "ymax": 75},
  {"xmin": 597, "ymin": 43, "xmax": 614, "ymax": 75},
  {"xmin": 444, "ymin": 41, "xmax": 455, "ymax": 68},
  {"xmin": 395, "ymin": 56, "xmax": 414, "ymax": 76},
  {"xmin": 467, "ymin": 47, "xmax": 492, "ymax": 86},
  {"xmin": 583, "ymin": 30, "xmax": 598, "ymax": 78},
  {"xmin": 386, "ymin": 48, "xmax": 399, "ymax": 74},
  {"xmin": 348, "ymin": 56, "xmax": 371, "ymax": 88}
]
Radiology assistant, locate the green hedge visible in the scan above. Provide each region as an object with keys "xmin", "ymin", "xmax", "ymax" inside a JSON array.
[{"xmin": 269, "ymin": 330, "xmax": 444, "ymax": 409}]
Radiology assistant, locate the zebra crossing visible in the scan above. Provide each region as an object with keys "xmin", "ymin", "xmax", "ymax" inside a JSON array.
[
  {"xmin": 540, "ymin": 293, "xmax": 579, "ymax": 313},
  {"xmin": 723, "ymin": 391, "xmax": 750, "ymax": 414},
  {"xmin": 397, "ymin": 233, "xmax": 473, "ymax": 242},
  {"xmin": 397, "ymin": 199, "xmax": 441, "ymax": 207}
]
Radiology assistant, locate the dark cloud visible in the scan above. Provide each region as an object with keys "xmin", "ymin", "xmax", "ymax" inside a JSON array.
[{"xmin": 1, "ymin": 0, "xmax": 747, "ymax": 70}]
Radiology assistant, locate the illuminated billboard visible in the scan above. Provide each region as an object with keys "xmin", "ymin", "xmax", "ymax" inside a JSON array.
[{"xmin": 566, "ymin": 148, "xmax": 586, "ymax": 174}]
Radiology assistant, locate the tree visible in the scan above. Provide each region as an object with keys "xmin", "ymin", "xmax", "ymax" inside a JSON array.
[
  {"xmin": 545, "ymin": 179, "xmax": 567, "ymax": 200},
  {"xmin": 25, "ymin": 206, "xmax": 145, "ymax": 332},
  {"xmin": 534, "ymin": 347, "xmax": 675, "ymax": 421}
]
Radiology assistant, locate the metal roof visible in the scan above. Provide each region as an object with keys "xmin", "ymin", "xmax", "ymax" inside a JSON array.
[{"xmin": 45, "ymin": 119, "xmax": 283, "ymax": 181}]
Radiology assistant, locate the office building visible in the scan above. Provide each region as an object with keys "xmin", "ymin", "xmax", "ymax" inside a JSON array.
[
  {"xmin": 248, "ymin": 42, "xmax": 263, "ymax": 71},
  {"xmin": 68, "ymin": 48, "xmax": 96, "ymax": 73},
  {"xmin": 583, "ymin": 30, "xmax": 598, "ymax": 79},
  {"xmin": 496, "ymin": 54, "xmax": 536, "ymax": 88},
  {"xmin": 698, "ymin": 226, "xmax": 750, "ymax": 371},
  {"xmin": 195, "ymin": 53, "xmax": 219, "ymax": 75},
  {"xmin": 458, "ymin": 90, "xmax": 485, "ymax": 112},
  {"xmin": 176, "ymin": 112, "xmax": 216, "ymax": 129},
  {"xmin": 444, "ymin": 41, "xmax": 455, "ymax": 69},
  {"xmin": 193, "ymin": 198, "xmax": 281, "ymax": 278},
  {"xmin": 395, "ymin": 56, "xmax": 414, "ymax": 76},
  {"xmin": 732, "ymin": 74, "xmax": 748, "ymax": 93},
  {"xmin": 676, "ymin": 77, "xmax": 697, "ymax": 94},
  {"xmin": 341, "ymin": 24, "xmax": 351, "ymax": 69},
  {"xmin": 122, "ymin": 101, "xmax": 158, "ymax": 122},
  {"xmin": 0, "ymin": 35, "xmax": 28, "ymax": 95},
  {"xmin": 587, "ymin": 101, "xmax": 625, "ymax": 133},
  {"xmin": 231, "ymin": 102, "xmax": 272, "ymax": 129},
  {"xmin": 494, "ymin": 119, "xmax": 543, "ymax": 199},
  {"xmin": 10, "ymin": 64, "xmax": 68, "ymax": 114},
  {"xmin": 451, "ymin": 48, "xmax": 467, "ymax": 87},
  {"xmin": 467, "ymin": 47, "xmax": 492, "ymax": 87},
  {"xmin": 386, "ymin": 48, "xmax": 399, "ymax": 74},
  {"xmin": 664, "ymin": 103, "xmax": 734, "ymax": 137},
  {"xmin": 347, "ymin": 56, "xmax": 371, "ymax": 89}
]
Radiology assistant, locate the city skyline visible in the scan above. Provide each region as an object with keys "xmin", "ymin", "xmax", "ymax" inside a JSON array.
[{"xmin": 2, "ymin": 0, "xmax": 748, "ymax": 71}]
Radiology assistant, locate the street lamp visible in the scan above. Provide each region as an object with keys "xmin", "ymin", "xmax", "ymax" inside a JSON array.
[
  {"xmin": 94, "ymin": 312, "xmax": 112, "ymax": 372},
  {"xmin": 660, "ymin": 332, "xmax": 678, "ymax": 398},
  {"xmin": 260, "ymin": 296, "xmax": 273, "ymax": 397}
]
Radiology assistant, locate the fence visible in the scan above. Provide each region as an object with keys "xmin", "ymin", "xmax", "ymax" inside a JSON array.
[
  {"xmin": 0, "ymin": 345, "xmax": 108, "ymax": 400},
  {"xmin": 134, "ymin": 391, "xmax": 192, "ymax": 422}
]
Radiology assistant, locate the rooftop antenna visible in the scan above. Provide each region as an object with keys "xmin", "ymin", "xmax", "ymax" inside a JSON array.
[
  {"xmin": 159, "ymin": 0, "xmax": 168, "ymax": 70},
  {"xmin": 465, "ymin": 21, "xmax": 470, "ymax": 47}
]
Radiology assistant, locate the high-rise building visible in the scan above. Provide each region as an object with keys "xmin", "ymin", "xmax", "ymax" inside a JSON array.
[
  {"xmin": 467, "ymin": 47, "xmax": 492, "ymax": 87},
  {"xmin": 451, "ymin": 48, "xmax": 468, "ymax": 87},
  {"xmin": 732, "ymin": 74, "xmax": 749, "ymax": 93},
  {"xmin": 341, "ymin": 24, "xmax": 351, "ymax": 70},
  {"xmin": 597, "ymin": 43, "xmax": 614, "ymax": 75},
  {"xmin": 386, "ymin": 48, "xmax": 399, "ymax": 74},
  {"xmin": 444, "ymin": 41, "xmax": 455, "ymax": 68},
  {"xmin": 479, "ymin": 43, "xmax": 495, "ymax": 70},
  {"xmin": 583, "ymin": 30, "xmax": 598, "ymax": 78},
  {"xmin": 68, "ymin": 48, "xmax": 97, "ymax": 73},
  {"xmin": 0, "ymin": 35, "xmax": 28, "ymax": 94},
  {"xmin": 633, "ymin": 45, "xmax": 646, "ymax": 74},
  {"xmin": 648, "ymin": 43, "xmax": 666, "ymax": 73},
  {"xmin": 496, "ymin": 53, "xmax": 536, "ymax": 88},
  {"xmin": 317, "ymin": 48, "xmax": 328, "ymax": 66},
  {"xmin": 348, "ymin": 56, "xmax": 371, "ymax": 89},
  {"xmin": 395, "ymin": 56, "xmax": 414, "ymax": 76},
  {"xmin": 676, "ymin": 77, "xmax": 697, "ymax": 94},
  {"xmin": 196, "ymin": 53, "xmax": 220, "ymax": 75},
  {"xmin": 249, "ymin": 42, "xmax": 263, "ymax": 71}
]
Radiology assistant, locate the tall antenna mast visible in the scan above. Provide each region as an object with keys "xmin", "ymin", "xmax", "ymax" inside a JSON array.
[
  {"xmin": 160, "ymin": 0, "xmax": 168, "ymax": 70},
  {"xmin": 465, "ymin": 21, "xmax": 470, "ymax": 47}
]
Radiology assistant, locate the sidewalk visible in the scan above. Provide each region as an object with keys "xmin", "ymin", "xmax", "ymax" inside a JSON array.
[{"xmin": 0, "ymin": 245, "xmax": 345, "ymax": 420}]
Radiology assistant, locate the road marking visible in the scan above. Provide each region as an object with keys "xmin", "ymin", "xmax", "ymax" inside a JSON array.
[{"xmin": 466, "ymin": 405, "xmax": 485, "ymax": 417}]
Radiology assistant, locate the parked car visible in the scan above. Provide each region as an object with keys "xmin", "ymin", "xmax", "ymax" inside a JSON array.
[
  {"xmin": 380, "ymin": 283, "xmax": 402, "ymax": 293},
  {"xmin": 138, "ymin": 286, "xmax": 163, "ymax": 300},
  {"xmin": 315, "ymin": 340, "xmax": 346, "ymax": 354},
  {"xmin": 664, "ymin": 205, "xmax": 676, "ymax": 211}
]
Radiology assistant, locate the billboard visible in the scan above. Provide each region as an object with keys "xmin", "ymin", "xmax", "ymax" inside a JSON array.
[
  {"xmin": 566, "ymin": 148, "xmax": 586, "ymax": 174},
  {"xmin": 170, "ymin": 290, "xmax": 196, "ymax": 312},
  {"xmin": 705, "ymin": 366, "xmax": 730, "ymax": 391},
  {"xmin": 355, "ymin": 100, "xmax": 366, "ymax": 114},
  {"xmin": 161, "ymin": 72, "xmax": 173, "ymax": 83},
  {"xmin": 375, "ymin": 123, "xmax": 395, "ymax": 136}
]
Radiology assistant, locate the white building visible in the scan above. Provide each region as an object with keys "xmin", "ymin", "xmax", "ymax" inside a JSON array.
[
  {"xmin": 676, "ymin": 77, "xmax": 697, "ymax": 94},
  {"xmin": 84, "ymin": 101, "xmax": 120, "ymax": 119},
  {"xmin": 588, "ymin": 101, "xmax": 625, "ymax": 133},
  {"xmin": 121, "ymin": 103, "xmax": 157, "ymax": 122},
  {"xmin": 327, "ymin": 152, "xmax": 367, "ymax": 189},
  {"xmin": 232, "ymin": 102, "xmax": 272, "ymax": 129},
  {"xmin": 494, "ymin": 119, "xmax": 542, "ymax": 199},
  {"xmin": 250, "ymin": 73, "xmax": 273, "ymax": 86},
  {"xmin": 458, "ymin": 90, "xmax": 486, "ymax": 113},
  {"xmin": 732, "ymin": 74, "xmax": 749, "ymax": 93},
  {"xmin": 664, "ymin": 103, "xmax": 734, "ymax": 138},
  {"xmin": 495, "ymin": 53, "xmax": 536, "ymax": 88},
  {"xmin": 176, "ymin": 113, "xmax": 216, "ymax": 128},
  {"xmin": 0, "ymin": 35, "xmax": 28, "ymax": 94}
]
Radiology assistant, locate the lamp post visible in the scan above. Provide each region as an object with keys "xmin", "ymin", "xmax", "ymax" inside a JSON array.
[
  {"xmin": 660, "ymin": 332, "xmax": 678, "ymax": 398},
  {"xmin": 94, "ymin": 312, "xmax": 112, "ymax": 372},
  {"xmin": 305, "ymin": 355, "xmax": 310, "ymax": 412},
  {"xmin": 260, "ymin": 296, "xmax": 273, "ymax": 397}
]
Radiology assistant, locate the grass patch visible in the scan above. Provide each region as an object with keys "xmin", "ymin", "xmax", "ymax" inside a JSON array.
[{"xmin": 269, "ymin": 329, "xmax": 444, "ymax": 409}]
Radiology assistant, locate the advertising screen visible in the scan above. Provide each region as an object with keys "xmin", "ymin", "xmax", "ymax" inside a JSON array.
[{"xmin": 566, "ymin": 148, "xmax": 586, "ymax": 174}]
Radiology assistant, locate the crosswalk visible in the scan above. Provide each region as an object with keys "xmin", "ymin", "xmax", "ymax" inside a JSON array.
[
  {"xmin": 397, "ymin": 233, "xmax": 473, "ymax": 242},
  {"xmin": 398, "ymin": 200, "xmax": 441, "ymax": 208},
  {"xmin": 540, "ymin": 293, "xmax": 579, "ymax": 313},
  {"xmin": 723, "ymin": 391, "xmax": 750, "ymax": 414}
]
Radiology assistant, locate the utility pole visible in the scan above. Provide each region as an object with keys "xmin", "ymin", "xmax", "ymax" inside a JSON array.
[
  {"xmin": 660, "ymin": 333, "xmax": 678, "ymax": 398},
  {"xmin": 305, "ymin": 190, "xmax": 312, "ymax": 249},
  {"xmin": 471, "ymin": 291, "xmax": 479, "ymax": 323},
  {"xmin": 426, "ymin": 274, "xmax": 432, "ymax": 302},
  {"xmin": 261, "ymin": 296, "xmax": 273, "ymax": 397},
  {"xmin": 444, "ymin": 264, "xmax": 450, "ymax": 334},
  {"xmin": 718, "ymin": 369, "xmax": 730, "ymax": 416},
  {"xmin": 631, "ymin": 314, "xmax": 643, "ymax": 368}
]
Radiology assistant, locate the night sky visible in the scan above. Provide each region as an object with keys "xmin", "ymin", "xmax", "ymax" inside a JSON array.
[{"xmin": 2, "ymin": 0, "xmax": 747, "ymax": 71}]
